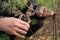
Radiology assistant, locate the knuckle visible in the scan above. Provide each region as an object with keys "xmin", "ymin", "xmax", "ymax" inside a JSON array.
[{"xmin": 23, "ymin": 21, "xmax": 30, "ymax": 28}]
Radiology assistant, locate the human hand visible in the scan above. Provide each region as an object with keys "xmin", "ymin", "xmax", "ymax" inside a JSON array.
[
  {"xmin": 0, "ymin": 17, "xmax": 30, "ymax": 38},
  {"xmin": 36, "ymin": 6, "xmax": 54, "ymax": 17}
]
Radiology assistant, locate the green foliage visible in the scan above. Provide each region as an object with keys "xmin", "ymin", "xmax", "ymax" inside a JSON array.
[
  {"xmin": 11, "ymin": 0, "xmax": 28, "ymax": 10},
  {"xmin": 0, "ymin": 34, "xmax": 9, "ymax": 40},
  {"xmin": 36, "ymin": 0, "xmax": 55, "ymax": 10},
  {"xmin": 2, "ymin": 0, "xmax": 55, "ymax": 12},
  {"xmin": 2, "ymin": 0, "xmax": 28, "ymax": 11}
]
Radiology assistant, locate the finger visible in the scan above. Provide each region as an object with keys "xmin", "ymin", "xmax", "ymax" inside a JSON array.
[
  {"xmin": 13, "ymin": 22, "xmax": 29, "ymax": 31},
  {"xmin": 3, "ymin": 26, "xmax": 15, "ymax": 35},
  {"xmin": 39, "ymin": 7, "xmax": 46, "ymax": 14},
  {"xmin": 12, "ymin": 18, "xmax": 30, "ymax": 28},
  {"xmin": 50, "ymin": 10, "xmax": 54, "ymax": 16},
  {"xmin": 39, "ymin": 7, "xmax": 44, "ymax": 15},
  {"xmin": 43, "ymin": 9, "xmax": 48, "ymax": 17},
  {"xmin": 13, "ymin": 31, "xmax": 25, "ymax": 38},
  {"xmin": 46, "ymin": 10, "xmax": 54, "ymax": 17},
  {"xmin": 37, "ymin": 6, "xmax": 46, "ymax": 17},
  {"xmin": 12, "ymin": 27, "xmax": 27, "ymax": 35},
  {"xmin": 16, "ymin": 19, "xmax": 30, "ymax": 28},
  {"xmin": 19, "ymin": 20, "xmax": 30, "ymax": 28}
]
